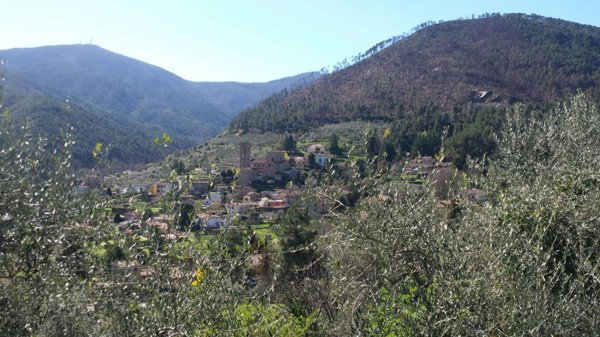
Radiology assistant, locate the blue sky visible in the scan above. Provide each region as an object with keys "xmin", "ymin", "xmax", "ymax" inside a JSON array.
[{"xmin": 2, "ymin": 1, "xmax": 599, "ymax": 82}]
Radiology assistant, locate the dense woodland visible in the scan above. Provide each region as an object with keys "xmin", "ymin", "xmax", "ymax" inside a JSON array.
[
  {"xmin": 4, "ymin": 96, "xmax": 166, "ymax": 168},
  {"xmin": 230, "ymin": 13, "xmax": 600, "ymax": 134},
  {"xmin": 2, "ymin": 44, "xmax": 227, "ymax": 149},
  {"xmin": 230, "ymin": 13, "xmax": 600, "ymax": 168},
  {"xmin": 0, "ymin": 45, "xmax": 320, "ymax": 169}
]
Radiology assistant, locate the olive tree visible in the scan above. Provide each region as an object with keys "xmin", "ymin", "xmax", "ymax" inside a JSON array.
[
  {"xmin": 322, "ymin": 94, "xmax": 600, "ymax": 336},
  {"xmin": 0, "ymin": 116, "xmax": 310, "ymax": 335}
]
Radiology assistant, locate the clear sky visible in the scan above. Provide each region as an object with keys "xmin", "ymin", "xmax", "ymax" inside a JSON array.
[{"xmin": 2, "ymin": 0, "xmax": 599, "ymax": 82}]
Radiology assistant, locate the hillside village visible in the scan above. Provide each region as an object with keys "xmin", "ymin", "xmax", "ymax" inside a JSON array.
[
  {"xmin": 94, "ymin": 139, "xmax": 338, "ymax": 238},
  {"xmin": 66, "ymin": 130, "xmax": 493, "ymax": 293},
  {"xmin": 83, "ymin": 133, "xmax": 475, "ymax": 245}
]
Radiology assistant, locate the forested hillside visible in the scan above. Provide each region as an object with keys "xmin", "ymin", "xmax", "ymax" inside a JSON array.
[
  {"xmin": 2, "ymin": 44, "xmax": 228, "ymax": 147},
  {"xmin": 230, "ymin": 14, "xmax": 600, "ymax": 134},
  {"xmin": 0, "ymin": 45, "xmax": 319, "ymax": 167},
  {"xmin": 193, "ymin": 72, "xmax": 321, "ymax": 117},
  {"xmin": 6, "ymin": 96, "xmax": 162, "ymax": 168}
]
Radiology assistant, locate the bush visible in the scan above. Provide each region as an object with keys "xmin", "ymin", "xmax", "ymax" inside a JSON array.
[{"xmin": 322, "ymin": 94, "xmax": 600, "ymax": 335}]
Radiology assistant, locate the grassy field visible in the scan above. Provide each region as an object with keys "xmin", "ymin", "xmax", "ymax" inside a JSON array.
[
  {"xmin": 187, "ymin": 223, "xmax": 279, "ymax": 248},
  {"xmin": 246, "ymin": 223, "xmax": 278, "ymax": 239}
]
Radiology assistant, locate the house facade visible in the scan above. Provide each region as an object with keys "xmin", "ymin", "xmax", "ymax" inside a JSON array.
[
  {"xmin": 191, "ymin": 181, "xmax": 210, "ymax": 196},
  {"xmin": 251, "ymin": 151, "xmax": 290, "ymax": 179},
  {"xmin": 314, "ymin": 153, "xmax": 328, "ymax": 167},
  {"xmin": 205, "ymin": 215, "xmax": 226, "ymax": 229}
]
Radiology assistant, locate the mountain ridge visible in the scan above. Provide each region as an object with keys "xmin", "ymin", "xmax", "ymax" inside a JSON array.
[
  {"xmin": 193, "ymin": 71, "xmax": 321, "ymax": 117},
  {"xmin": 229, "ymin": 13, "xmax": 600, "ymax": 133},
  {"xmin": 0, "ymin": 44, "xmax": 319, "ymax": 167},
  {"xmin": 2, "ymin": 44, "xmax": 228, "ymax": 146}
]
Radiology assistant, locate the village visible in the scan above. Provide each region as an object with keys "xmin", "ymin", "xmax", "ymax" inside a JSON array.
[
  {"xmin": 76, "ymin": 136, "xmax": 485, "ymax": 246},
  {"xmin": 84, "ymin": 140, "xmax": 344, "ymax": 241}
]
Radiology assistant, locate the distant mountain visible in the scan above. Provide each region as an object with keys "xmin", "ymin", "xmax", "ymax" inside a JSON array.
[
  {"xmin": 1, "ymin": 44, "xmax": 227, "ymax": 147},
  {"xmin": 5, "ymin": 95, "xmax": 162, "ymax": 168},
  {"xmin": 0, "ymin": 44, "xmax": 319, "ymax": 167},
  {"xmin": 194, "ymin": 72, "xmax": 321, "ymax": 117},
  {"xmin": 230, "ymin": 13, "xmax": 600, "ymax": 133}
]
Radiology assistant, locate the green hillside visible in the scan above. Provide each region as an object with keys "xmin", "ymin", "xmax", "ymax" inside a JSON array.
[
  {"xmin": 1, "ymin": 45, "xmax": 227, "ymax": 147},
  {"xmin": 7, "ymin": 96, "xmax": 162, "ymax": 168},
  {"xmin": 0, "ymin": 45, "xmax": 319, "ymax": 167},
  {"xmin": 230, "ymin": 14, "xmax": 600, "ymax": 134}
]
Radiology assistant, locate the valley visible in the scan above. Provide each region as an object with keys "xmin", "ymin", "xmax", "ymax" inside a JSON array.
[
  {"xmin": 0, "ymin": 44, "xmax": 319, "ymax": 168},
  {"xmin": 2, "ymin": 12, "xmax": 600, "ymax": 336}
]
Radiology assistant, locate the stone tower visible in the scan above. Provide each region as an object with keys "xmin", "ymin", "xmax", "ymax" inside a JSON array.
[{"xmin": 240, "ymin": 142, "xmax": 251, "ymax": 168}]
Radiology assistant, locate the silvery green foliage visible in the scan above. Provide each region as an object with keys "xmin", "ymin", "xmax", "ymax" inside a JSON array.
[
  {"xmin": 467, "ymin": 93, "xmax": 600, "ymax": 335},
  {"xmin": 323, "ymin": 94, "xmax": 599, "ymax": 336},
  {"xmin": 0, "ymin": 117, "xmax": 309, "ymax": 336},
  {"xmin": 0, "ymin": 120, "xmax": 98, "ymax": 335}
]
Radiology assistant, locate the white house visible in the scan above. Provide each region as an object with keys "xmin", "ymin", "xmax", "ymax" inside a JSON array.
[
  {"xmin": 226, "ymin": 201, "xmax": 259, "ymax": 216},
  {"xmin": 203, "ymin": 191, "xmax": 222, "ymax": 206},
  {"xmin": 314, "ymin": 152, "xmax": 328, "ymax": 167},
  {"xmin": 156, "ymin": 183, "xmax": 173, "ymax": 196},
  {"xmin": 205, "ymin": 216, "xmax": 226, "ymax": 229},
  {"xmin": 130, "ymin": 183, "xmax": 149, "ymax": 194}
]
